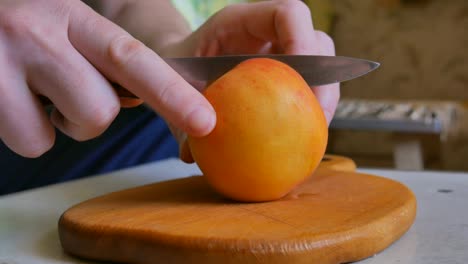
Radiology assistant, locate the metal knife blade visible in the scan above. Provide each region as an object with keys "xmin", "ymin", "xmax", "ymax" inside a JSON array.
[
  {"xmin": 38, "ymin": 54, "xmax": 379, "ymax": 106},
  {"xmin": 164, "ymin": 54, "xmax": 380, "ymax": 89}
]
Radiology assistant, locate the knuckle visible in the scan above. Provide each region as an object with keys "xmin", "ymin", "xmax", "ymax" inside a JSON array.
[
  {"xmin": 65, "ymin": 125, "xmax": 92, "ymax": 142},
  {"xmin": 0, "ymin": 0, "xmax": 72, "ymax": 39},
  {"xmin": 86, "ymin": 101, "xmax": 120, "ymax": 132},
  {"xmin": 0, "ymin": 3, "xmax": 71, "ymax": 61},
  {"xmin": 108, "ymin": 35, "xmax": 147, "ymax": 68},
  {"xmin": 0, "ymin": 9, "xmax": 30, "ymax": 38},
  {"xmin": 70, "ymin": 132, "xmax": 90, "ymax": 142},
  {"xmin": 276, "ymin": 0, "xmax": 311, "ymax": 17},
  {"xmin": 19, "ymin": 148, "xmax": 44, "ymax": 159},
  {"xmin": 69, "ymin": 101, "xmax": 119, "ymax": 142},
  {"xmin": 10, "ymin": 134, "xmax": 55, "ymax": 158},
  {"xmin": 70, "ymin": 133, "xmax": 91, "ymax": 142},
  {"xmin": 0, "ymin": 114, "xmax": 56, "ymax": 158},
  {"xmin": 25, "ymin": 138, "xmax": 54, "ymax": 158}
]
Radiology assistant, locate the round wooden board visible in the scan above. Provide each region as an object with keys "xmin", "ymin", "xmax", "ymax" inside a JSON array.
[{"xmin": 59, "ymin": 155, "xmax": 416, "ymax": 264}]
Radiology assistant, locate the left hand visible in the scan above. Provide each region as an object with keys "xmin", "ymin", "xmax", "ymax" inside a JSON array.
[{"xmin": 160, "ymin": 0, "xmax": 340, "ymax": 163}]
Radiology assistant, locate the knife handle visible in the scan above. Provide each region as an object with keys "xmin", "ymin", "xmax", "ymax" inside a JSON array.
[{"xmin": 39, "ymin": 83, "xmax": 139, "ymax": 106}]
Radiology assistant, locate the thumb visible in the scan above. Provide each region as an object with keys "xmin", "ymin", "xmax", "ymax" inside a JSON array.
[
  {"xmin": 310, "ymin": 31, "xmax": 340, "ymax": 125},
  {"xmin": 67, "ymin": 4, "xmax": 216, "ymax": 136}
]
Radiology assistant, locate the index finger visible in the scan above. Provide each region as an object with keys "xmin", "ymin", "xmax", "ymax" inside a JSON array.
[{"xmin": 67, "ymin": 4, "xmax": 216, "ymax": 137}]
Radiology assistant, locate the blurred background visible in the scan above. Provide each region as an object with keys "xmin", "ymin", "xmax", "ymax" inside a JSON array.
[{"xmin": 323, "ymin": 0, "xmax": 468, "ymax": 172}]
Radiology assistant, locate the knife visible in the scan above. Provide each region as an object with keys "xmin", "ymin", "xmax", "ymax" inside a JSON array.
[
  {"xmin": 41, "ymin": 55, "xmax": 379, "ymax": 104},
  {"xmin": 166, "ymin": 54, "xmax": 379, "ymax": 89}
]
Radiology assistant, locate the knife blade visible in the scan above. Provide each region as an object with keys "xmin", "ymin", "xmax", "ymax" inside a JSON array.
[
  {"xmin": 40, "ymin": 54, "xmax": 379, "ymax": 105},
  {"xmin": 165, "ymin": 54, "xmax": 379, "ymax": 89}
]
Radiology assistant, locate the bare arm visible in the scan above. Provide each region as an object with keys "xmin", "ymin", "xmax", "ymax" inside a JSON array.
[{"xmin": 88, "ymin": 0, "xmax": 192, "ymax": 52}]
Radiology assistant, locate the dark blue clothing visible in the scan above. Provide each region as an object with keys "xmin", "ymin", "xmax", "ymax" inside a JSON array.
[{"xmin": 0, "ymin": 106, "xmax": 179, "ymax": 195}]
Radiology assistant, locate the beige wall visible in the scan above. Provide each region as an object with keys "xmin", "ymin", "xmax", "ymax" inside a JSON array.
[
  {"xmin": 331, "ymin": 0, "xmax": 468, "ymax": 101},
  {"xmin": 326, "ymin": 0, "xmax": 468, "ymax": 170}
]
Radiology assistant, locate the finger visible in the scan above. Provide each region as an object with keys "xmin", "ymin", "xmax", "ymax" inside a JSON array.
[
  {"xmin": 67, "ymin": 5, "xmax": 216, "ymax": 137},
  {"xmin": 270, "ymin": 0, "xmax": 318, "ymax": 54},
  {"xmin": 310, "ymin": 31, "xmax": 340, "ymax": 125},
  {"xmin": 28, "ymin": 43, "xmax": 120, "ymax": 141},
  {"xmin": 0, "ymin": 62, "xmax": 55, "ymax": 157},
  {"xmin": 230, "ymin": 0, "xmax": 318, "ymax": 54}
]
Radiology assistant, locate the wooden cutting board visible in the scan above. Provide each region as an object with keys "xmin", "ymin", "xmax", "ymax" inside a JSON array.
[{"xmin": 58, "ymin": 155, "xmax": 416, "ymax": 264}]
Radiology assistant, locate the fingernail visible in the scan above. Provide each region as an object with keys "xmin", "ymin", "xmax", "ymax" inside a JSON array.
[{"xmin": 187, "ymin": 106, "xmax": 216, "ymax": 136}]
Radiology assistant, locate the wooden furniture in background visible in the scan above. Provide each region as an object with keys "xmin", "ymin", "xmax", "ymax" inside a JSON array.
[{"xmin": 326, "ymin": 0, "xmax": 468, "ymax": 171}]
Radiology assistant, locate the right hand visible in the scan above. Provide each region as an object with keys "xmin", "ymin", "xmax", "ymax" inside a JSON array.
[{"xmin": 0, "ymin": 0, "xmax": 215, "ymax": 158}]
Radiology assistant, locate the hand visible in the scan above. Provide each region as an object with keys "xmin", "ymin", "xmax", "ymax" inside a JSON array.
[
  {"xmin": 0, "ymin": 0, "xmax": 215, "ymax": 158},
  {"xmin": 162, "ymin": 0, "xmax": 340, "ymax": 162}
]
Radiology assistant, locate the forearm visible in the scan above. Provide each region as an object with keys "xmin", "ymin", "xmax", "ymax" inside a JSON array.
[{"xmin": 91, "ymin": 0, "xmax": 192, "ymax": 53}]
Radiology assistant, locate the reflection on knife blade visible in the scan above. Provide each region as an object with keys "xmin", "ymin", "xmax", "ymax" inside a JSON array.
[{"xmin": 165, "ymin": 54, "xmax": 379, "ymax": 90}]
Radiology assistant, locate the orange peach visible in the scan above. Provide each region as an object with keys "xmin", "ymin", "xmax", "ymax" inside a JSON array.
[{"xmin": 188, "ymin": 58, "xmax": 328, "ymax": 202}]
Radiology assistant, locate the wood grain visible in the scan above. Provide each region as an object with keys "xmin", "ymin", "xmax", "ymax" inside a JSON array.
[{"xmin": 59, "ymin": 155, "xmax": 416, "ymax": 264}]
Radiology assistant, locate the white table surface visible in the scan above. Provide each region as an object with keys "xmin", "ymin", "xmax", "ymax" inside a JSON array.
[{"xmin": 1, "ymin": 158, "xmax": 467, "ymax": 264}]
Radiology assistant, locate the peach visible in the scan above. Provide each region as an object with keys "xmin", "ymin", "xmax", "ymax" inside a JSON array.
[{"xmin": 188, "ymin": 58, "xmax": 328, "ymax": 202}]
